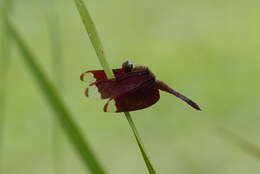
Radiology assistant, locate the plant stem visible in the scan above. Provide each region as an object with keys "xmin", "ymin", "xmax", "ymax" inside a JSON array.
[
  {"xmin": 74, "ymin": 0, "xmax": 156, "ymax": 173},
  {"xmin": 74, "ymin": 0, "xmax": 113, "ymax": 78},
  {"xmin": 125, "ymin": 112, "xmax": 156, "ymax": 173},
  {"xmin": 45, "ymin": 1, "xmax": 64, "ymax": 173},
  {"xmin": 6, "ymin": 19, "xmax": 106, "ymax": 174},
  {"xmin": 217, "ymin": 127, "xmax": 260, "ymax": 161},
  {"xmin": 0, "ymin": 0, "xmax": 13, "ymax": 172},
  {"xmin": 46, "ymin": 1, "xmax": 63, "ymax": 85}
]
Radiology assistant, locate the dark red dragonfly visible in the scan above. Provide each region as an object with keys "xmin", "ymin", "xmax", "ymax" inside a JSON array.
[{"xmin": 80, "ymin": 61, "xmax": 201, "ymax": 112}]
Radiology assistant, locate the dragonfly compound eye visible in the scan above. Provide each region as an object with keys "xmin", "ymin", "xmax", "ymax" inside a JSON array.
[{"xmin": 122, "ymin": 60, "xmax": 134, "ymax": 73}]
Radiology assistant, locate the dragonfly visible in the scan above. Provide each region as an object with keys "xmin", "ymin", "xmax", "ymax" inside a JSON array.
[{"xmin": 80, "ymin": 61, "xmax": 201, "ymax": 112}]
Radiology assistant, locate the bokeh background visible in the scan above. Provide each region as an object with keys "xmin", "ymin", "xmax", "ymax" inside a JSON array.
[{"xmin": 1, "ymin": 0, "xmax": 260, "ymax": 173}]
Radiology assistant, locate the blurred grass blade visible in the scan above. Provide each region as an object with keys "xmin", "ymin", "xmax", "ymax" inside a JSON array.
[
  {"xmin": 45, "ymin": 0, "xmax": 64, "ymax": 173},
  {"xmin": 217, "ymin": 127, "xmax": 260, "ymax": 161},
  {"xmin": 0, "ymin": 0, "xmax": 13, "ymax": 171},
  {"xmin": 6, "ymin": 20, "xmax": 106, "ymax": 174},
  {"xmin": 46, "ymin": 0, "xmax": 63, "ymax": 85},
  {"xmin": 74, "ymin": 0, "xmax": 156, "ymax": 173}
]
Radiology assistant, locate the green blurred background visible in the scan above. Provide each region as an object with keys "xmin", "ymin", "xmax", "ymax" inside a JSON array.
[{"xmin": 1, "ymin": 0, "xmax": 260, "ymax": 173}]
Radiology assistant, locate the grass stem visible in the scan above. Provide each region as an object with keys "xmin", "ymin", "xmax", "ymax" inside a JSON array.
[
  {"xmin": 217, "ymin": 127, "xmax": 260, "ymax": 161},
  {"xmin": 0, "ymin": 0, "xmax": 13, "ymax": 172},
  {"xmin": 45, "ymin": 1, "xmax": 64, "ymax": 173},
  {"xmin": 125, "ymin": 112, "xmax": 156, "ymax": 173},
  {"xmin": 6, "ymin": 19, "xmax": 106, "ymax": 174},
  {"xmin": 74, "ymin": 0, "xmax": 156, "ymax": 173}
]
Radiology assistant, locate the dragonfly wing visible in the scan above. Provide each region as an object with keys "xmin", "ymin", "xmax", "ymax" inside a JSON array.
[
  {"xmin": 104, "ymin": 80, "xmax": 160, "ymax": 112},
  {"xmin": 80, "ymin": 69, "xmax": 124, "ymax": 84},
  {"xmin": 85, "ymin": 69, "xmax": 155, "ymax": 99}
]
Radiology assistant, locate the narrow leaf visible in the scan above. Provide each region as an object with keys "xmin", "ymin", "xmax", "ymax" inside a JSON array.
[
  {"xmin": 125, "ymin": 112, "xmax": 156, "ymax": 173},
  {"xmin": 6, "ymin": 19, "xmax": 106, "ymax": 174},
  {"xmin": 45, "ymin": 0, "xmax": 64, "ymax": 173},
  {"xmin": 218, "ymin": 127, "xmax": 260, "ymax": 161},
  {"xmin": 74, "ymin": 0, "xmax": 113, "ymax": 78},
  {"xmin": 0, "ymin": 0, "xmax": 13, "ymax": 171},
  {"xmin": 74, "ymin": 0, "xmax": 156, "ymax": 173}
]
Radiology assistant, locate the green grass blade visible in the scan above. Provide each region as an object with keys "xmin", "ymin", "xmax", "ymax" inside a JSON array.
[
  {"xmin": 217, "ymin": 127, "xmax": 260, "ymax": 161},
  {"xmin": 74, "ymin": 0, "xmax": 156, "ymax": 173},
  {"xmin": 125, "ymin": 112, "xmax": 156, "ymax": 173},
  {"xmin": 45, "ymin": 1, "xmax": 64, "ymax": 173},
  {"xmin": 74, "ymin": 0, "xmax": 113, "ymax": 78},
  {"xmin": 0, "ymin": 0, "xmax": 13, "ymax": 171},
  {"xmin": 6, "ymin": 20, "xmax": 106, "ymax": 174},
  {"xmin": 46, "ymin": 0, "xmax": 63, "ymax": 85}
]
